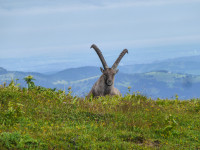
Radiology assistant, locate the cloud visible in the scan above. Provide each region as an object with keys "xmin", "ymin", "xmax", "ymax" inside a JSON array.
[
  {"xmin": 0, "ymin": 0, "xmax": 199, "ymax": 16},
  {"xmin": 0, "ymin": 0, "xmax": 199, "ymax": 60},
  {"xmin": 1, "ymin": 34, "xmax": 199, "ymax": 59},
  {"xmin": 102, "ymin": 35, "xmax": 200, "ymax": 48}
]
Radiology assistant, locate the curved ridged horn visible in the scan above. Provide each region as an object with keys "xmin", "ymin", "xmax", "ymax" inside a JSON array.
[
  {"xmin": 91, "ymin": 44, "xmax": 108, "ymax": 69},
  {"xmin": 112, "ymin": 49, "xmax": 128, "ymax": 69}
]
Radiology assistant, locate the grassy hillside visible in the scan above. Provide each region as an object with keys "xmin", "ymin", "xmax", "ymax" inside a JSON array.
[{"xmin": 0, "ymin": 83, "xmax": 200, "ymax": 149}]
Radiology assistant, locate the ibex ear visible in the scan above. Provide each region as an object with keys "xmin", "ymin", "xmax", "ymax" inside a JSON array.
[
  {"xmin": 100, "ymin": 67, "xmax": 104, "ymax": 73},
  {"xmin": 116, "ymin": 69, "xmax": 119, "ymax": 74}
]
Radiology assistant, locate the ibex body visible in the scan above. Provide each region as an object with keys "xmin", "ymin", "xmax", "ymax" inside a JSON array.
[{"xmin": 87, "ymin": 44, "xmax": 128, "ymax": 98}]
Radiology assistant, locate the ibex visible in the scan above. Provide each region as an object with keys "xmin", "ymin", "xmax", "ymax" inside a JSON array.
[{"xmin": 87, "ymin": 44, "xmax": 128, "ymax": 98}]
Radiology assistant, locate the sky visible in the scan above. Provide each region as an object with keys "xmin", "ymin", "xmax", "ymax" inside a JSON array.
[{"xmin": 0, "ymin": 0, "xmax": 200, "ymax": 73}]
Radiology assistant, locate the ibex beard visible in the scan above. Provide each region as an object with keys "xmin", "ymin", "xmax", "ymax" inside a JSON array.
[{"xmin": 87, "ymin": 44, "xmax": 128, "ymax": 98}]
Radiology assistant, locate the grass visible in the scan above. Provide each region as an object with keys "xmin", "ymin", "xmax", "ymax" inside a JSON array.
[{"xmin": 0, "ymin": 83, "xmax": 200, "ymax": 149}]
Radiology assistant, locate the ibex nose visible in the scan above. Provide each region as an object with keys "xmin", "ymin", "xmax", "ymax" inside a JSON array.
[{"xmin": 107, "ymin": 80, "xmax": 113, "ymax": 86}]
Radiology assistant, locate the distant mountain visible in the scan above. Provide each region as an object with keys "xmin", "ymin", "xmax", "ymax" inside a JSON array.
[
  {"xmin": 119, "ymin": 55, "xmax": 200, "ymax": 75},
  {"xmin": 1, "ymin": 66, "xmax": 200, "ymax": 99},
  {"xmin": 116, "ymin": 71, "xmax": 200, "ymax": 99},
  {"xmin": 49, "ymin": 66, "xmax": 101, "ymax": 81},
  {"xmin": 0, "ymin": 67, "xmax": 7, "ymax": 75},
  {"xmin": 0, "ymin": 68, "xmax": 49, "ymax": 88}
]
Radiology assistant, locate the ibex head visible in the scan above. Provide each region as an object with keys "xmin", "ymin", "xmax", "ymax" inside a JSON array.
[{"xmin": 91, "ymin": 44, "xmax": 128, "ymax": 86}]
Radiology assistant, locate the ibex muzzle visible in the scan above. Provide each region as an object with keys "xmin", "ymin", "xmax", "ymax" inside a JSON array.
[{"xmin": 87, "ymin": 44, "xmax": 128, "ymax": 98}]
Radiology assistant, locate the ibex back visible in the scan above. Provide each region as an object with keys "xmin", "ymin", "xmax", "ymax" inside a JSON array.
[{"xmin": 87, "ymin": 44, "xmax": 128, "ymax": 98}]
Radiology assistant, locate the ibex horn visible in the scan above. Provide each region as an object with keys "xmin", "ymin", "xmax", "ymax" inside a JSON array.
[
  {"xmin": 112, "ymin": 49, "xmax": 128, "ymax": 69},
  {"xmin": 91, "ymin": 44, "xmax": 109, "ymax": 69}
]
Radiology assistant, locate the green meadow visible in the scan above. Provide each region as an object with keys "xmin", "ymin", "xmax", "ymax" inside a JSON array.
[{"xmin": 0, "ymin": 81, "xmax": 200, "ymax": 149}]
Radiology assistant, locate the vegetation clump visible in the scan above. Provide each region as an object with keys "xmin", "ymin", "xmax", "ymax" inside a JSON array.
[{"xmin": 0, "ymin": 80, "xmax": 200, "ymax": 149}]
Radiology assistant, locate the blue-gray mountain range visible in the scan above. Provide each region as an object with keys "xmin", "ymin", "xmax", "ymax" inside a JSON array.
[{"xmin": 1, "ymin": 55, "xmax": 200, "ymax": 99}]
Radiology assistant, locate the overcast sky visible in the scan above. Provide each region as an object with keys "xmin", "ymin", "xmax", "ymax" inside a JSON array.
[{"xmin": 0, "ymin": 0, "xmax": 200, "ymax": 72}]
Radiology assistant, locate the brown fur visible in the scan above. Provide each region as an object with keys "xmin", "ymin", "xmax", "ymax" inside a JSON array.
[{"xmin": 87, "ymin": 68, "xmax": 120, "ymax": 98}]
